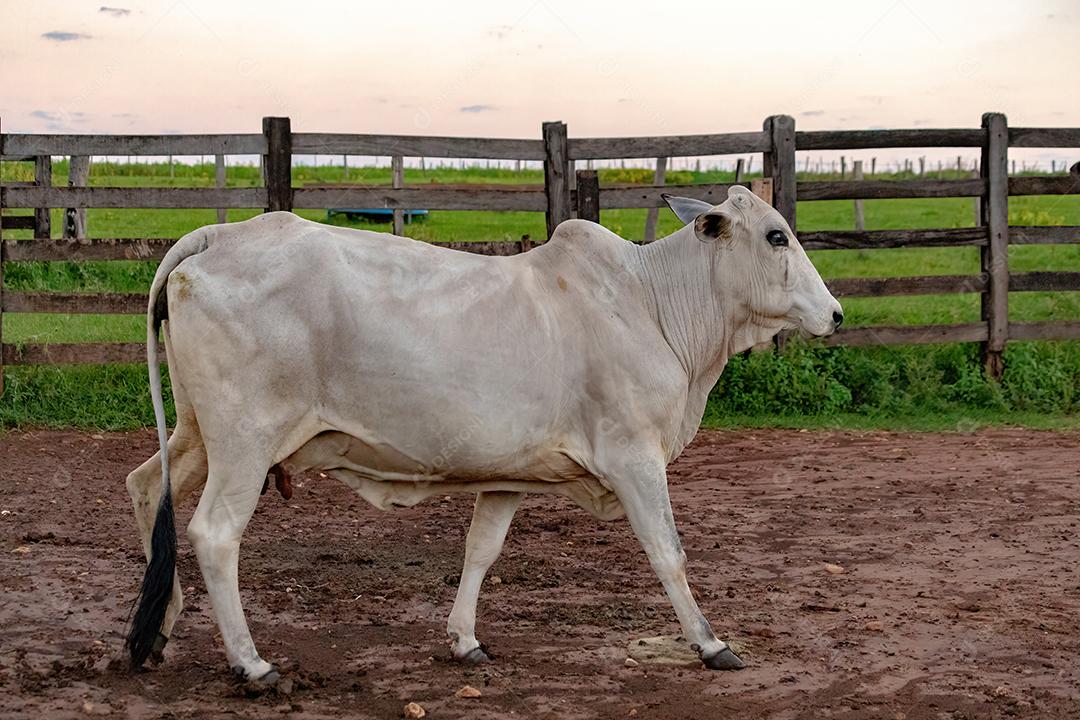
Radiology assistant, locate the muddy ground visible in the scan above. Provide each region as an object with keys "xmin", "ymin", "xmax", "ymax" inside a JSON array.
[{"xmin": 2, "ymin": 428, "xmax": 1080, "ymax": 719}]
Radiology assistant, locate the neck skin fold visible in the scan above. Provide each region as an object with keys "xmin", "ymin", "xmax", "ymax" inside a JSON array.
[{"xmin": 632, "ymin": 224, "xmax": 787, "ymax": 393}]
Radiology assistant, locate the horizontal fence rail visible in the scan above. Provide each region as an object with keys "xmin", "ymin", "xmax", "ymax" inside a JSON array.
[
  {"xmin": 2, "ymin": 112, "xmax": 1079, "ymax": 391},
  {"xmin": 2, "ymin": 187, "xmax": 267, "ymax": 209},
  {"xmin": 568, "ymin": 131, "xmax": 770, "ymax": 160},
  {"xmin": 794, "ymin": 128, "xmax": 986, "ymax": 150},
  {"xmin": 291, "ymin": 133, "xmax": 545, "ymax": 160},
  {"xmin": 2, "ymin": 133, "xmax": 265, "ymax": 156},
  {"xmin": 292, "ymin": 186, "xmax": 547, "ymax": 212}
]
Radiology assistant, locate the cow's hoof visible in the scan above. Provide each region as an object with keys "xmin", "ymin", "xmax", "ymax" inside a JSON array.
[
  {"xmin": 255, "ymin": 667, "xmax": 281, "ymax": 685},
  {"xmin": 149, "ymin": 633, "xmax": 168, "ymax": 665},
  {"xmin": 701, "ymin": 646, "xmax": 746, "ymax": 671},
  {"xmin": 233, "ymin": 664, "xmax": 280, "ymax": 686},
  {"xmin": 455, "ymin": 645, "xmax": 493, "ymax": 664}
]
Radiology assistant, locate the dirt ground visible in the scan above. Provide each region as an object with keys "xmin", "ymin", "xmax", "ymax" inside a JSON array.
[{"xmin": 2, "ymin": 428, "xmax": 1080, "ymax": 719}]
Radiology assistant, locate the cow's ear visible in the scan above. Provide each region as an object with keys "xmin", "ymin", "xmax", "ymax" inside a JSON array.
[
  {"xmin": 662, "ymin": 194, "xmax": 715, "ymax": 225},
  {"xmin": 694, "ymin": 210, "xmax": 733, "ymax": 243}
]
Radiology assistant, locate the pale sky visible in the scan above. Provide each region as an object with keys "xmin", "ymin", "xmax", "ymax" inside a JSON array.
[{"xmin": 1, "ymin": 0, "xmax": 1077, "ymax": 165}]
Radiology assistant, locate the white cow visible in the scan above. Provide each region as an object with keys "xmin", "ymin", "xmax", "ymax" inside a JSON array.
[{"xmin": 126, "ymin": 186, "xmax": 842, "ymax": 683}]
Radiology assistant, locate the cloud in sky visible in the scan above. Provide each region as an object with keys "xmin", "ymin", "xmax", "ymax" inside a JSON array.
[
  {"xmin": 42, "ymin": 31, "xmax": 91, "ymax": 41},
  {"xmin": 99, "ymin": 6, "xmax": 131, "ymax": 17},
  {"xmin": 460, "ymin": 104, "xmax": 496, "ymax": 113},
  {"xmin": 801, "ymin": 110, "xmax": 826, "ymax": 117}
]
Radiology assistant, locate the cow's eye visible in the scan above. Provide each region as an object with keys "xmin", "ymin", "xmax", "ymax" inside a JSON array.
[{"xmin": 766, "ymin": 230, "xmax": 788, "ymax": 247}]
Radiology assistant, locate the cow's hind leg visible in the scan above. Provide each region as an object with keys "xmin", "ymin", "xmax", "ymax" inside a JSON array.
[
  {"xmin": 187, "ymin": 446, "xmax": 276, "ymax": 683},
  {"xmin": 612, "ymin": 457, "xmax": 745, "ymax": 671},
  {"xmin": 447, "ymin": 491, "xmax": 522, "ymax": 662},
  {"xmin": 126, "ymin": 414, "xmax": 208, "ymax": 661}
]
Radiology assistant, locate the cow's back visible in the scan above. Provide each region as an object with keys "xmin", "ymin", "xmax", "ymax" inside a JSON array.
[{"xmin": 162, "ymin": 213, "xmax": 621, "ymax": 481}]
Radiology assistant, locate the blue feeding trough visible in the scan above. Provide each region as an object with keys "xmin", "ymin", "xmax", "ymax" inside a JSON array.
[{"xmin": 327, "ymin": 208, "xmax": 429, "ymax": 223}]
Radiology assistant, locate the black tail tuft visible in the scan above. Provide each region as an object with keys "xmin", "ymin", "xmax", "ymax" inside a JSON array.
[{"xmin": 126, "ymin": 491, "xmax": 177, "ymax": 668}]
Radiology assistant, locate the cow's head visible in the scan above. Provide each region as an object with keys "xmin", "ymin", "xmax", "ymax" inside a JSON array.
[{"xmin": 663, "ymin": 187, "xmax": 842, "ymax": 338}]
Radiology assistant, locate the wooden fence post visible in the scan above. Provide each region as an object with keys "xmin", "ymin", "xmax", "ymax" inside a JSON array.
[
  {"xmin": 215, "ymin": 154, "xmax": 227, "ymax": 224},
  {"xmin": 750, "ymin": 177, "xmax": 773, "ymax": 205},
  {"xmin": 643, "ymin": 156, "xmax": 667, "ymax": 242},
  {"xmin": 262, "ymin": 116, "xmax": 293, "ymax": 212},
  {"xmin": 575, "ymin": 169, "xmax": 600, "ymax": 224},
  {"xmin": 971, "ymin": 169, "xmax": 982, "ymax": 226},
  {"xmin": 763, "ymin": 115, "xmax": 797, "ymax": 230},
  {"xmin": 392, "ymin": 155, "xmax": 405, "ymax": 235},
  {"xmin": 542, "ymin": 121, "xmax": 570, "ymax": 238},
  {"xmin": 853, "ymin": 160, "xmax": 865, "ymax": 231},
  {"xmin": 734, "ymin": 158, "xmax": 745, "ymax": 182},
  {"xmin": 980, "ymin": 112, "xmax": 1009, "ymax": 380},
  {"xmin": 764, "ymin": 114, "xmax": 796, "ymax": 353},
  {"xmin": 34, "ymin": 155, "xmax": 51, "ymax": 239},
  {"xmin": 64, "ymin": 156, "xmax": 90, "ymax": 238}
]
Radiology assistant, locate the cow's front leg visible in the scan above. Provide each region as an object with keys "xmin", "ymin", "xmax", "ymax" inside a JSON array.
[
  {"xmin": 447, "ymin": 491, "xmax": 522, "ymax": 662},
  {"xmin": 611, "ymin": 457, "xmax": 745, "ymax": 670}
]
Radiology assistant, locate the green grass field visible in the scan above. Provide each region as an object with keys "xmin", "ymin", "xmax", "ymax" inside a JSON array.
[{"xmin": 1, "ymin": 161, "xmax": 1078, "ymax": 430}]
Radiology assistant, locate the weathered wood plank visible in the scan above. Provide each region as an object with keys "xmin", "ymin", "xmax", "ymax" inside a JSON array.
[
  {"xmin": 575, "ymin": 170, "xmax": 600, "ymax": 223},
  {"xmin": 543, "ymin": 122, "xmax": 570, "ymax": 238},
  {"xmin": 263, "ymin": 117, "xmax": 292, "ymax": 212},
  {"xmin": 568, "ymin": 131, "xmax": 770, "ymax": 160},
  {"xmin": 750, "ymin": 178, "xmax": 773, "ymax": 205},
  {"xmin": 823, "ymin": 322, "xmax": 988, "ymax": 346},
  {"xmin": 853, "ymin": 160, "xmax": 865, "ymax": 231},
  {"xmin": 2, "ymin": 134, "xmax": 265, "ymax": 156},
  {"xmin": 799, "ymin": 227, "xmax": 988, "ymax": 250},
  {"xmin": 795, "ymin": 128, "xmax": 984, "ymax": 150},
  {"xmin": 1008, "ymin": 226, "xmax": 1080, "ymax": 244},
  {"xmin": 3, "ymin": 236, "xmax": 534, "ymax": 262},
  {"xmin": 1007, "ymin": 127, "xmax": 1080, "ymax": 148},
  {"xmin": 34, "ymin": 155, "xmax": 51, "ymax": 239},
  {"xmin": 215, "ymin": 154, "xmax": 227, "ymax": 224},
  {"xmin": 294, "ymin": 186, "xmax": 547, "ymax": 211},
  {"xmin": 764, "ymin": 115, "xmax": 797, "ymax": 229},
  {"xmin": 292, "ymin": 133, "xmax": 545, "ymax": 160},
  {"xmin": 64, "ymin": 155, "xmax": 90, "ymax": 238},
  {"xmin": 391, "ymin": 155, "xmax": 404, "ymax": 236},
  {"xmin": 2, "ymin": 342, "xmax": 148, "ymax": 365},
  {"xmin": 1009, "ymin": 321, "xmax": 1080, "ymax": 341},
  {"xmin": 434, "ymin": 241, "xmax": 527, "ymax": 256},
  {"xmin": 4, "ymin": 291, "xmax": 147, "ymax": 314},
  {"xmin": 827, "ymin": 274, "xmax": 987, "ymax": 298},
  {"xmin": 643, "ymin": 157, "xmax": 667, "ymax": 242},
  {"xmin": 599, "ymin": 183, "xmax": 740, "ymax": 209},
  {"xmin": 2, "ymin": 237, "xmax": 176, "ymax": 261},
  {"xmin": 980, "ymin": 112, "xmax": 1009, "ymax": 377},
  {"xmin": 3, "ymin": 186, "xmax": 266, "ymax": 209},
  {"xmin": 1009, "ymin": 271, "xmax": 1080, "ymax": 292},
  {"xmin": 1007, "ymin": 176, "xmax": 1080, "ymax": 196},
  {"xmin": 797, "ymin": 178, "xmax": 985, "ymax": 200}
]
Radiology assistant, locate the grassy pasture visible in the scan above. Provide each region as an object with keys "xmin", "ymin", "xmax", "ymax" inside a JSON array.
[{"xmin": 1, "ymin": 162, "xmax": 1078, "ymax": 429}]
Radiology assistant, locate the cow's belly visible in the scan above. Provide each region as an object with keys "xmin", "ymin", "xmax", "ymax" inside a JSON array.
[{"xmin": 282, "ymin": 431, "xmax": 624, "ymax": 521}]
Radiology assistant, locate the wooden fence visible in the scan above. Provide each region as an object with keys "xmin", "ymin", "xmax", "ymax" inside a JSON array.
[{"xmin": 1, "ymin": 113, "xmax": 1078, "ymax": 395}]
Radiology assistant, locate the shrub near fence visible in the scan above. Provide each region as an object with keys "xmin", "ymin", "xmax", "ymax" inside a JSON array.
[{"xmin": 1, "ymin": 113, "xmax": 1078, "ymax": 397}]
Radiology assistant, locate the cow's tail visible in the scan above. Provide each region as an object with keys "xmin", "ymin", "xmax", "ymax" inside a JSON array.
[{"xmin": 127, "ymin": 228, "xmax": 211, "ymax": 668}]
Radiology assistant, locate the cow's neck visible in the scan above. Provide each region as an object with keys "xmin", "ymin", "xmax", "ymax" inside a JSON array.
[
  {"xmin": 636, "ymin": 226, "xmax": 731, "ymax": 384},
  {"xmin": 635, "ymin": 226, "xmax": 780, "ymax": 438}
]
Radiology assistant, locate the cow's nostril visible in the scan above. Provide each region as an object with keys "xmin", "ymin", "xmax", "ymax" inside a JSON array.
[{"xmin": 833, "ymin": 311, "xmax": 844, "ymax": 327}]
